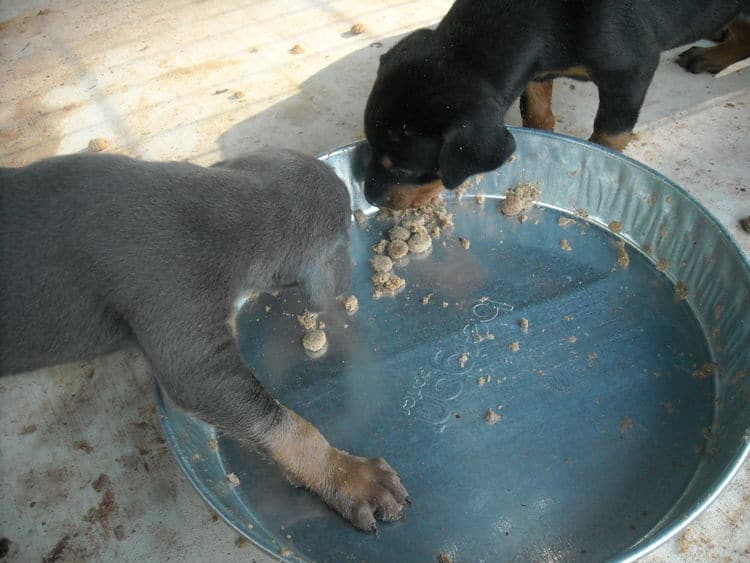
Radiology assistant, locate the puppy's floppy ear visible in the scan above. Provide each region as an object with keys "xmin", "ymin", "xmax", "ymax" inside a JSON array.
[{"xmin": 438, "ymin": 101, "xmax": 516, "ymax": 190}]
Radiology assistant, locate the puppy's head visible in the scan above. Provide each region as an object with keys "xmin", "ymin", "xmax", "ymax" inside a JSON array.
[{"xmin": 363, "ymin": 29, "xmax": 516, "ymax": 208}]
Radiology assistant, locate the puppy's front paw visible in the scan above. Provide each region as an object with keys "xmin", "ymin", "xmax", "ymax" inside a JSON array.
[
  {"xmin": 324, "ymin": 451, "xmax": 409, "ymax": 532},
  {"xmin": 676, "ymin": 46, "xmax": 729, "ymax": 74}
]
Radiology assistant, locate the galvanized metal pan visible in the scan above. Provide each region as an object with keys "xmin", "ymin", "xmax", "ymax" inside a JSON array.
[{"xmin": 157, "ymin": 129, "xmax": 750, "ymax": 562}]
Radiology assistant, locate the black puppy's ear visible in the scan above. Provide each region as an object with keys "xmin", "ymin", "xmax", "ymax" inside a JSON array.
[{"xmin": 438, "ymin": 104, "xmax": 516, "ymax": 190}]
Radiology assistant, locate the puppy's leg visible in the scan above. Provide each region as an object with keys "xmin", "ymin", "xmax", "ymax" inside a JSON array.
[
  {"xmin": 589, "ymin": 64, "xmax": 657, "ymax": 151},
  {"xmin": 677, "ymin": 17, "xmax": 750, "ymax": 74},
  {"xmin": 135, "ymin": 303, "xmax": 407, "ymax": 531},
  {"xmin": 520, "ymin": 80, "xmax": 555, "ymax": 131}
]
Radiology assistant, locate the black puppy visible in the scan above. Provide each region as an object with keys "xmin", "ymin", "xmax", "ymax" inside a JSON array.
[
  {"xmin": 364, "ymin": 0, "xmax": 750, "ymax": 208},
  {"xmin": 0, "ymin": 150, "xmax": 408, "ymax": 532}
]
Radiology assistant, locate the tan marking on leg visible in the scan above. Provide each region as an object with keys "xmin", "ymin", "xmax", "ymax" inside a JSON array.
[
  {"xmin": 520, "ymin": 80, "xmax": 555, "ymax": 131},
  {"xmin": 559, "ymin": 65, "xmax": 591, "ymax": 80},
  {"xmin": 380, "ymin": 155, "xmax": 393, "ymax": 169},
  {"xmin": 678, "ymin": 18, "xmax": 750, "ymax": 73},
  {"xmin": 264, "ymin": 407, "xmax": 409, "ymax": 530},
  {"xmin": 384, "ymin": 178, "xmax": 445, "ymax": 209},
  {"xmin": 589, "ymin": 131, "xmax": 635, "ymax": 152}
]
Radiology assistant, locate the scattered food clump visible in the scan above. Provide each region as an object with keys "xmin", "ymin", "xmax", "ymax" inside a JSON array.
[
  {"xmin": 558, "ymin": 216, "xmax": 577, "ymax": 228},
  {"xmin": 475, "ymin": 194, "xmax": 486, "ymax": 205},
  {"xmin": 499, "ymin": 183, "xmax": 541, "ymax": 217},
  {"xmin": 575, "ymin": 208, "xmax": 589, "ymax": 219},
  {"xmin": 564, "ymin": 315, "xmax": 574, "ymax": 321},
  {"xmin": 692, "ymin": 362, "xmax": 717, "ymax": 379},
  {"xmin": 560, "ymin": 239, "xmax": 572, "ymax": 251},
  {"xmin": 519, "ymin": 317, "xmax": 529, "ymax": 332},
  {"xmin": 617, "ymin": 241, "xmax": 630, "ymax": 268},
  {"xmin": 227, "ymin": 472, "xmax": 241, "ymax": 486},
  {"xmin": 289, "ymin": 44, "xmax": 304, "ymax": 54},
  {"xmin": 608, "ymin": 220, "xmax": 623, "ymax": 234},
  {"xmin": 297, "ymin": 310, "xmax": 319, "ymax": 331},
  {"xmin": 437, "ymin": 553, "xmax": 454, "ymax": 563},
  {"xmin": 508, "ymin": 341, "xmax": 520, "ymax": 352},
  {"xmin": 389, "ymin": 225, "xmax": 410, "ymax": 241},
  {"xmin": 231, "ymin": 90, "xmax": 245, "ymax": 100},
  {"xmin": 354, "ymin": 209, "xmax": 369, "ymax": 226},
  {"xmin": 350, "ymin": 22, "xmax": 366, "ymax": 34},
  {"xmin": 407, "ymin": 231, "xmax": 432, "ymax": 254},
  {"xmin": 422, "ymin": 292, "xmax": 434, "ymax": 305},
  {"xmin": 477, "ymin": 375, "xmax": 491, "ymax": 386},
  {"xmin": 372, "ymin": 273, "xmax": 405, "ymax": 299},
  {"xmin": 387, "ymin": 239, "xmax": 409, "ymax": 259},
  {"xmin": 619, "ymin": 416, "xmax": 634, "ymax": 434},
  {"xmin": 339, "ymin": 295, "xmax": 359, "ymax": 315},
  {"xmin": 88, "ymin": 137, "xmax": 110, "ymax": 152},
  {"xmin": 458, "ymin": 352, "xmax": 469, "ymax": 368},
  {"xmin": 568, "ymin": 335, "xmax": 577, "ymax": 343},
  {"xmin": 656, "ymin": 259, "xmax": 669, "ymax": 272},
  {"xmin": 303, "ymin": 330, "xmax": 327, "ymax": 353},
  {"xmin": 208, "ymin": 439, "xmax": 219, "ymax": 450},
  {"xmin": 675, "ymin": 281, "xmax": 689, "ymax": 301},
  {"xmin": 458, "ymin": 237, "xmax": 471, "ymax": 249},
  {"xmin": 371, "ymin": 254, "xmax": 394, "ymax": 273},
  {"xmin": 485, "ymin": 408, "xmax": 502, "ymax": 425}
]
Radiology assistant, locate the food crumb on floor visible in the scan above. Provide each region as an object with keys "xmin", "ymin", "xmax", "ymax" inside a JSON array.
[
  {"xmin": 619, "ymin": 416, "xmax": 634, "ymax": 434},
  {"xmin": 350, "ymin": 22, "xmax": 366, "ymax": 34},
  {"xmin": 289, "ymin": 44, "xmax": 304, "ymax": 54},
  {"xmin": 485, "ymin": 408, "xmax": 502, "ymax": 425},
  {"xmin": 235, "ymin": 536, "xmax": 249, "ymax": 548}
]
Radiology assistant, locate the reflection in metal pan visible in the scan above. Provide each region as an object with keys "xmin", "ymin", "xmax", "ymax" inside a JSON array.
[{"xmin": 158, "ymin": 129, "xmax": 750, "ymax": 562}]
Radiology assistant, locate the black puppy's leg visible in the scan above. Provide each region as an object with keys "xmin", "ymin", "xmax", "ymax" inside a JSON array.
[
  {"xmin": 589, "ymin": 64, "xmax": 657, "ymax": 152},
  {"xmin": 134, "ymin": 301, "xmax": 407, "ymax": 532},
  {"xmin": 677, "ymin": 18, "xmax": 750, "ymax": 74},
  {"xmin": 520, "ymin": 80, "xmax": 555, "ymax": 131}
]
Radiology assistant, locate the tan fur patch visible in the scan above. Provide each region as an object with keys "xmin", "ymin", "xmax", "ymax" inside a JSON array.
[
  {"xmin": 589, "ymin": 131, "xmax": 635, "ymax": 151},
  {"xmin": 384, "ymin": 178, "xmax": 444, "ymax": 209},
  {"xmin": 380, "ymin": 155, "xmax": 394, "ymax": 169},
  {"xmin": 520, "ymin": 80, "xmax": 555, "ymax": 131}
]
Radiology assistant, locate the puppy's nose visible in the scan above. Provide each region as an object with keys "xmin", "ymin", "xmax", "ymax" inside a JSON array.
[{"xmin": 364, "ymin": 178, "xmax": 388, "ymax": 207}]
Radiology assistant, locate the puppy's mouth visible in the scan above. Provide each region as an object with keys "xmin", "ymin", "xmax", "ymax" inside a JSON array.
[{"xmin": 382, "ymin": 175, "xmax": 445, "ymax": 210}]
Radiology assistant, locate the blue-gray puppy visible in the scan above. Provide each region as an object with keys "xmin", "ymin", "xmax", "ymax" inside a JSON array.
[{"xmin": 0, "ymin": 149, "xmax": 408, "ymax": 531}]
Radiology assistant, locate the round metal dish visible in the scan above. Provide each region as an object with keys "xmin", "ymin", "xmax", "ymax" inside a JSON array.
[{"xmin": 157, "ymin": 129, "xmax": 750, "ymax": 562}]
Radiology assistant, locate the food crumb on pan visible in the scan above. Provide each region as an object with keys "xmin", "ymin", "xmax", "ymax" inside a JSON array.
[
  {"xmin": 477, "ymin": 375, "xmax": 491, "ymax": 386},
  {"xmin": 567, "ymin": 335, "xmax": 577, "ymax": 343},
  {"xmin": 353, "ymin": 209, "xmax": 369, "ymax": 226},
  {"xmin": 208, "ymin": 439, "xmax": 219, "ymax": 450},
  {"xmin": 619, "ymin": 416, "xmax": 634, "ymax": 434},
  {"xmin": 617, "ymin": 241, "xmax": 630, "ymax": 268},
  {"xmin": 519, "ymin": 317, "xmax": 529, "ymax": 332},
  {"xmin": 574, "ymin": 208, "xmax": 589, "ymax": 219},
  {"xmin": 339, "ymin": 295, "xmax": 359, "ymax": 315},
  {"xmin": 675, "ymin": 281, "xmax": 689, "ymax": 301},
  {"xmin": 608, "ymin": 220, "xmax": 623, "ymax": 234},
  {"xmin": 302, "ymin": 329, "xmax": 327, "ymax": 353},
  {"xmin": 280, "ymin": 547, "xmax": 293, "ymax": 557},
  {"xmin": 508, "ymin": 341, "xmax": 520, "ymax": 352},
  {"xmin": 297, "ymin": 310, "xmax": 319, "ymax": 331},
  {"xmin": 437, "ymin": 553, "xmax": 453, "ymax": 563},
  {"xmin": 692, "ymin": 361, "xmax": 717, "ymax": 379},
  {"xmin": 386, "ymin": 239, "xmax": 409, "ymax": 259},
  {"xmin": 458, "ymin": 352, "xmax": 469, "ymax": 368},
  {"xmin": 558, "ymin": 216, "xmax": 577, "ymax": 228},
  {"xmin": 485, "ymin": 408, "xmax": 502, "ymax": 425},
  {"xmin": 442, "ymin": 301, "xmax": 449, "ymax": 308},
  {"xmin": 371, "ymin": 254, "xmax": 394, "ymax": 273},
  {"xmin": 656, "ymin": 259, "xmax": 669, "ymax": 272},
  {"xmin": 389, "ymin": 225, "xmax": 410, "ymax": 241},
  {"xmin": 475, "ymin": 194, "xmax": 486, "ymax": 205},
  {"xmin": 88, "ymin": 137, "xmax": 110, "ymax": 152},
  {"xmin": 663, "ymin": 402, "xmax": 674, "ymax": 414},
  {"xmin": 422, "ymin": 292, "xmax": 434, "ymax": 305},
  {"xmin": 371, "ymin": 239, "xmax": 388, "ymax": 254},
  {"xmin": 560, "ymin": 239, "xmax": 572, "ymax": 251},
  {"xmin": 407, "ymin": 231, "xmax": 432, "ymax": 253},
  {"xmin": 499, "ymin": 182, "xmax": 541, "ymax": 217},
  {"xmin": 227, "ymin": 472, "xmax": 241, "ymax": 486},
  {"xmin": 564, "ymin": 314, "xmax": 574, "ymax": 321},
  {"xmin": 458, "ymin": 237, "xmax": 471, "ymax": 249}
]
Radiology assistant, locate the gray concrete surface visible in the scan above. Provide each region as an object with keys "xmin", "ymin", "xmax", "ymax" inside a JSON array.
[{"xmin": 1, "ymin": 1, "xmax": 748, "ymax": 561}]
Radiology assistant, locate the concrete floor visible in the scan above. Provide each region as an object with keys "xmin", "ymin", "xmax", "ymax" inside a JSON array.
[{"xmin": 1, "ymin": 1, "xmax": 749, "ymax": 561}]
